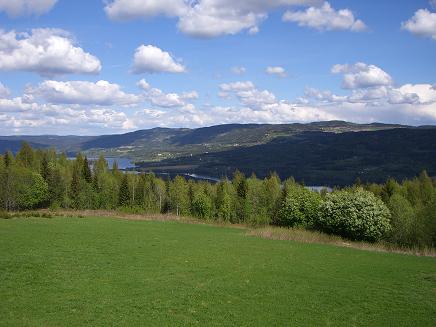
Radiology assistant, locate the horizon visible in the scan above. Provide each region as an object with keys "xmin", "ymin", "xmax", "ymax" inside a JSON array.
[
  {"xmin": 0, "ymin": 120, "xmax": 424, "ymax": 137},
  {"xmin": 0, "ymin": 1, "xmax": 436, "ymax": 135}
]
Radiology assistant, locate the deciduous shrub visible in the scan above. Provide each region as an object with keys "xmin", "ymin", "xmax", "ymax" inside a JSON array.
[
  {"xmin": 318, "ymin": 188, "xmax": 391, "ymax": 242},
  {"xmin": 277, "ymin": 184, "xmax": 322, "ymax": 228}
]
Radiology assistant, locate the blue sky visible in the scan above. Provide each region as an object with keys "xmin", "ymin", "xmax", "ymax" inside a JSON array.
[{"xmin": 0, "ymin": 0, "xmax": 435, "ymax": 135}]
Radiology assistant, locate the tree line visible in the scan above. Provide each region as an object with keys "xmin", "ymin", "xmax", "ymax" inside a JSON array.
[{"xmin": 0, "ymin": 143, "xmax": 435, "ymax": 248}]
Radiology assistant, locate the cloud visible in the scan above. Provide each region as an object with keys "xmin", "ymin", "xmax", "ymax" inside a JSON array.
[
  {"xmin": 176, "ymin": 4, "xmax": 266, "ymax": 38},
  {"xmin": 0, "ymin": 0, "xmax": 57, "ymax": 17},
  {"xmin": 137, "ymin": 79, "xmax": 198, "ymax": 108},
  {"xmin": 0, "ymin": 82, "xmax": 10, "ymax": 98},
  {"xmin": 303, "ymin": 87, "xmax": 347, "ymax": 103},
  {"xmin": 218, "ymin": 80, "xmax": 336, "ymax": 121},
  {"xmin": 266, "ymin": 66, "xmax": 287, "ymax": 77},
  {"xmin": 137, "ymin": 79, "xmax": 151, "ymax": 90},
  {"xmin": 331, "ymin": 62, "xmax": 393, "ymax": 89},
  {"xmin": 0, "ymin": 98, "xmax": 132, "ymax": 135},
  {"xmin": 145, "ymin": 89, "xmax": 198, "ymax": 107},
  {"xmin": 231, "ymin": 66, "xmax": 246, "ymax": 75},
  {"xmin": 299, "ymin": 63, "xmax": 436, "ymax": 124},
  {"xmin": 0, "ymin": 28, "xmax": 101, "ymax": 77},
  {"xmin": 220, "ymin": 81, "xmax": 277, "ymax": 110},
  {"xmin": 397, "ymin": 84, "xmax": 436, "ymax": 104},
  {"xmin": 0, "ymin": 96, "xmax": 39, "ymax": 113},
  {"xmin": 25, "ymin": 80, "xmax": 142, "ymax": 106},
  {"xmin": 105, "ymin": 0, "xmax": 323, "ymax": 38},
  {"xmin": 219, "ymin": 81, "xmax": 255, "ymax": 92},
  {"xmin": 402, "ymin": 9, "xmax": 436, "ymax": 40},
  {"xmin": 104, "ymin": 0, "xmax": 187, "ymax": 20},
  {"xmin": 304, "ymin": 83, "xmax": 436, "ymax": 107},
  {"xmin": 125, "ymin": 79, "xmax": 338, "ymax": 131},
  {"xmin": 283, "ymin": 1, "xmax": 366, "ymax": 31},
  {"xmin": 131, "ymin": 45, "xmax": 186, "ymax": 74}
]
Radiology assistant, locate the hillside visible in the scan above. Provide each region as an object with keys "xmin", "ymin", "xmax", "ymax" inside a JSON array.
[
  {"xmin": 2, "ymin": 121, "xmax": 435, "ymax": 185},
  {"xmin": 136, "ymin": 128, "xmax": 436, "ymax": 186},
  {"xmin": 0, "ymin": 121, "xmax": 405, "ymax": 158}
]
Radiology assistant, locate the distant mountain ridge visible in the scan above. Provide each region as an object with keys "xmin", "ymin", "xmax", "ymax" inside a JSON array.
[
  {"xmin": 0, "ymin": 121, "xmax": 407, "ymax": 156},
  {"xmin": 136, "ymin": 128, "xmax": 436, "ymax": 186},
  {"xmin": 1, "ymin": 121, "xmax": 435, "ymax": 185}
]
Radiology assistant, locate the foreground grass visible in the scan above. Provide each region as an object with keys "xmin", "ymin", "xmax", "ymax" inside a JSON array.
[{"xmin": 0, "ymin": 217, "xmax": 435, "ymax": 326}]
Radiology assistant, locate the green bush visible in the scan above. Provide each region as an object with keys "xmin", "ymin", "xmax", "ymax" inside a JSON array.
[
  {"xmin": 13, "ymin": 169, "xmax": 48, "ymax": 210},
  {"xmin": 318, "ymin": 188, "xmax": 391, "ymax": 242},
  {"xmin": 277, "ymin": 184, "xmax": 322, "ymax": 228}
]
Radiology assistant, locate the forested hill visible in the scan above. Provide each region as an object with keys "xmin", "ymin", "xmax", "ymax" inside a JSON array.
[
  {"xmin": 1, "ymin": 121, "xmax": 435, "ymax": 185},
  {"xmin": 137, "ymin": 128, "xmax": 436, "ymax": 186},
  {"xmin": 0, "ymin": 121, "xmax": 406, "ymax": 157}
]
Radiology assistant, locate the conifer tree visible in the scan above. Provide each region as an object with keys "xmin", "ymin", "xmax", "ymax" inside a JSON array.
[
  {"xmin": 233, "ymin": 171, "xmax": 248, "ymax": 222},
  {"xmin": 41, "ymin": 153, "xmax": 49, "ymax": 181},
  {"xmin": 118, "ymin": 174, "xmax": 131, "ymax": 207},
  {"xmin": 3, "ymin": 151, "xmax": 13, "ymax": 168},
  {"xmin": 70, "ymin": 164, "xmax": 81, "ymax": 208},
  {"xmin": 82, "ymin": 157, "xmax": 92, "ymax": 183}
]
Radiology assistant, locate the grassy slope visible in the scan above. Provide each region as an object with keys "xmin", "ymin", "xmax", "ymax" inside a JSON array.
[{"xmin": 0, "ymin": 217, "xmax": 435, "ymax": 326}]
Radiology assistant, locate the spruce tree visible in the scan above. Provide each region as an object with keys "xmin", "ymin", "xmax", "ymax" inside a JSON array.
[
  {"xmin": 118, "ymin": 174, "xmax": 131, "ymax": 207},
  {"xmin": 82, "ymin": 157, "xmax": 92, "ymax": 183},
  {"xmin": 41, "ymin": 153, "xmax": 49, "ymax": 181},
  {"xmin": 3, "ymin": 151, "xmax": 13, "ymax": 168},
  {"xmin": 70, "ymin": 165, "xmax": 81, "ymax": 208}
]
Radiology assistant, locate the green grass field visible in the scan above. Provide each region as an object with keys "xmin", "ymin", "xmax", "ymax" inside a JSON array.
[{"xmin": 1, "ymin": 217, "xmax": 435, "ymax": 326}]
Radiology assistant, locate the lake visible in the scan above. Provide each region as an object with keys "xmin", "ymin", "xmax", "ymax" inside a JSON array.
[{"xmin": 68, "ymin": 157, "xmax": 137, "ymax": 170}]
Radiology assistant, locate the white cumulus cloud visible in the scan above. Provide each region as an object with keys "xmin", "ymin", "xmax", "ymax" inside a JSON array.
[
  {"xmin": 137, "ymin": 79, "xmax": 198, "ymax": 108},
  {"xmin": 0, "ymin": 28, "xmax": 101, "ymax": 77},
  {"xmin": 397, "ymin": 84, "xmax": 436, "ymax": 104},
  {"xmin": 266, "ymin": 66, "xmax": 287, "ymax": 77},
  {"xmin": 331, "ymin": 62, "xmax": 393, "ymax": 89},
  {"xmin": 219, "ymin": 80, "xmax": 336, "ymax": 121},
  {"xmin": 105, "ymin": 0, "xmax": 323, "ymax": 38},
  {"xmin": 283, "ymin": 1, "xmax": 366, "ymax": 32},
  {"xmin": 402, "ymin": 9, "xmax": 436, "ymax": 40},
  {"xmin": 299, "ymin": 63, "xmax": 436, "ymax": 124},
  {"xmin": 131, "ymin": 45, "xmax": 186, "ymax": 74},
  {"xmin": 0, "ymin": 0, "xmax": 57, "ymax": 17},
  {"xmin": 25, "ymin": 80, "xmax": 142, "ymax": 106},
  {"xmin": 104, "ymin": 0, "xmax": 187, "ymax": 20}
]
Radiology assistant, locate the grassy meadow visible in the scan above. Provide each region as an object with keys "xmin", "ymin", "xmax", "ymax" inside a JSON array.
[{"xmin": 0, "ymin": 216, "xmax": 435, "ymax": 326}]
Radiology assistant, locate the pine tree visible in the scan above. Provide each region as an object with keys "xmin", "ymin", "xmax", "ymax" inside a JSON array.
[
  {"xmin": 3, "ymin": 151, "xmax": 13, "ymax": 168},
  {"xmin": 94, "ymin": 154, "xmax": 108, "ymax": 176},
  {"xmin": 233, "ymin": 171, "xmax": 248, "ymax": 222},
  {"xmin": 41, "ymin": 153, "xmax": 49, "ymax": 181},
  {"xmin": 82, "ymin": 157, "xmax": 92, "ymax": 183},
  {"xmin": 70, "ymin": 164, "xmax": 81, "ymax": 209},
  {"xmin": 118, "ymin": 174, "xmax": 131, "ymax": 207}
]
